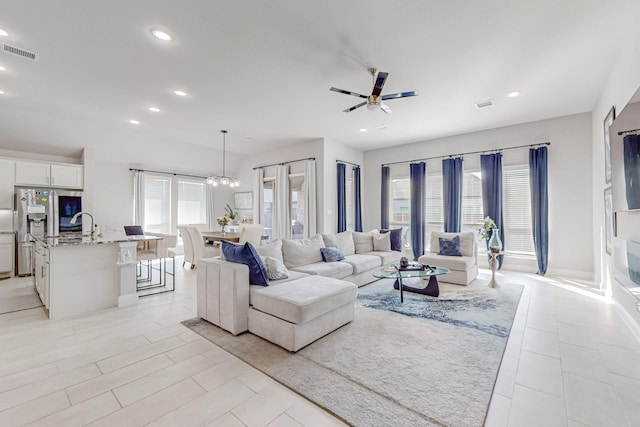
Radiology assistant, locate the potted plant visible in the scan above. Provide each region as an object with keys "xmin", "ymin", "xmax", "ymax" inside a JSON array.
[
  {"xmin": 478, "ymin": 216, "xmax": 502, "ymax": 253},
  {"xmin": 225, "ymin": 204, "xmax": 237, "ymax": 223}
]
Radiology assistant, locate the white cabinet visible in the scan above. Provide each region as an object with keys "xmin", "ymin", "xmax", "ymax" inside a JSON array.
[
  {"xmin": 15, "ymin": 161, "xmax": 51, "ymax": 186},
  {"xmin": 51, "ymin": 164, "xmax": 83, "ymax": 188},
  {"xmin": 34, "ymin": 241, "xmax": 50, "ymax": 308},
  {"xmin": 0, "ymin": 234, "xmax": 13, "ymax": 275},
  {"xmin": 0, "ymin": 159, "xmax": 15, "ymax": 208},
  {"xmin": 15, "ymin": 161, "xmax": 83, "ymax": 189}
]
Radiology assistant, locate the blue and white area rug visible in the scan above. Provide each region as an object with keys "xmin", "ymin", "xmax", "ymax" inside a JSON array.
[{"xmin": 184, "ymin": 278, "xmax": 523, "ymax": 427}]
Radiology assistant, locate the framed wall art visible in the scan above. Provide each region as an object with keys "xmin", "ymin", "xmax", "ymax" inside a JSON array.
[{"xmin": 604, "ymin": 105, "xmax": 616, "ymax": 183}]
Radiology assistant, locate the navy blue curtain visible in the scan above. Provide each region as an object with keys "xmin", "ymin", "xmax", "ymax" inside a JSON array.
[
  {"xmin": 410, "ymin": 162, "xmax": 426, "ymax": 260},
  {"xmin": 381, "ymin": 166, "xmax": 390, "ymax": 229},
  {"xmin": 353, "ymin": 166, "xmax": 363, "ymax": 232},
  {"xmin": 443, "ymin": 157, "xmax": 463, "ymax": 232},
  {"xmin": 337, "ymin": 163, "xmax": 346, "ymax": 232},
  {"xmin": 624, "ymin": 135, "xmax": 640, "ymax": 210},
  {"xmin": 480, "ymin": 153, "xmax": 504, "ymax": 268},
  {"xmin": 529, "ymin": 147, "xmax": 549, "ymax": 275}
]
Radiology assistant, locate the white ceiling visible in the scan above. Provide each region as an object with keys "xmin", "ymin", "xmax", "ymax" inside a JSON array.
[{"xmin": 0, "ymin": 0, "xmax": 635, "ymax": 158}]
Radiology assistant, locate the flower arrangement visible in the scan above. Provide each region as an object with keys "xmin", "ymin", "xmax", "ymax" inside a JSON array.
[
  {"xmin": 478, "ymin": 216, "xmax": 497, "ymax": 240},
  {"xmin": 216, "ymin": 215, "xmax": 231, "ymax": 229},
  {"xmin": 225, "ymin": 203, "xmax": 237, "ymax": 221}
]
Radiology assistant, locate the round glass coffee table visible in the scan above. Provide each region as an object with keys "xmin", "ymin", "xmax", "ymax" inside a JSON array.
[{"xmin": 372, "ymin": 264, "xmax": 451, "ymax": 302}]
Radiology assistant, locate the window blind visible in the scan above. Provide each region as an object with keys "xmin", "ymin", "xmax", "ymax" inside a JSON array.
[
  {"xmin": 503, "ymin": 166, "xmax": 535, "ymax": 254},
  {"xmin": 144, "ymin": 176, "xmax": 171, "ymax": 233}
]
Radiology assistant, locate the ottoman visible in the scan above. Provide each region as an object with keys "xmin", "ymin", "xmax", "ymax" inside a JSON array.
[{"xmin": 248, "ymin": 275, "xmax": 357, "ymax": 351}]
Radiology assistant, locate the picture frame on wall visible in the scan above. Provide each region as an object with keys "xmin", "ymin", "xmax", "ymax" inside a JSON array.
[
  {"xmin": 604, "ymin": 186, "xmax": 613, "ymax": 255},
  {"xmin": 604, "ymin": 105, "xmax": 616, "ymax": 183}
]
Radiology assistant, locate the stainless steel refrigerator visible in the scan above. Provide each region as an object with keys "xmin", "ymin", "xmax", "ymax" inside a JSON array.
[{"xmin": 15, "ymin": 188, "xmax": 83, "ymax": 276}]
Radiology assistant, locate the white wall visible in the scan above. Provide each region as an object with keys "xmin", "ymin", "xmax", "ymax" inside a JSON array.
[
  {"xmin": 363, "ymin": 113, "xmax": 593, "ymax": 277},
  {"xmin": 591, "ymin": 14, "xmax": 640, "ymax": 326}
]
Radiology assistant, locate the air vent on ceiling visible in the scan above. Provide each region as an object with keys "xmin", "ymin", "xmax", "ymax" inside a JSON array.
[
  {"xmin": 0, "ymin": 43, "xmax": 39, "ymax": 61},
  {"xmin": 475, "ymin": 100, "xmax": 494, "ymax": 109},
  {"xmin": 373, "ymin": 124, "xmax": 388, "ymax": 131}
]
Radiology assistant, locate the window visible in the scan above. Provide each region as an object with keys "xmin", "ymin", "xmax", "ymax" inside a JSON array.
[
  {"xmin": 390, "ymin": 177, "xmax": 410, "ymax": 228},
  {"xmin": 426, "ymin": 174, "xmax": 443, "ymax": 242},
  {"xmin": 461, "ymin": 171, "xmax": 484, "ymax": 233},
  {"xmin": 503, "ymin": 166, "xmax": 534, "ymax": 254},
  {"xmin": 177, "ymin": 180, "xmax": 206, "ymax": 226},
  {"xmin": 345, "ymin": 167, "xmax": 354, "ymax": 231},
  {"xmin": 144, "ymin": 175, "xmax": 171, "ymax": 233},
  {"xmin": 290, "ymin": 175, "xmax": 305, "ymax": 239},
  {"xmin": 141, "ymin": 174, "xmax": 207, "ymax": 237},
  {"xmin": 263, "ymin": 180, "xmax": 274, "ymax": 241}
]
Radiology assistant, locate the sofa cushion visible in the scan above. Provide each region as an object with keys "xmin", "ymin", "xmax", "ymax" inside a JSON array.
[
  {"xmin": 353, "ymin": 232, "xmax": 374, "ymax": 254},
  {"xmin": 282, "ymin": 234, "xmax": 325, "ymax": 268},
  {"xmin": 418, "ymin": 253, "xmax": 476, "ymax": 271},
  {"xmin": 380, "ymin": 228, "xmax": 403, "ymax": 251},
  {"xmin": 366, "ymin": 250, "xmax": 403, "ymax": 265},
  {"xmin": 322, "ymin": 231, "xmax": 355, "ymax": 256},
  {"xmin": 343, "ymin": 254, "xmax": 381, "ymax": 274},
  {"xmin": 221, "ymin": 241, "xmax": 269, "ymax": 286},
  {"xmin": 321, "ymin": 246, "xmax": 345, "ymax": 262},
  {"xmin": 372, "ymin": 233, "xmax": 391, "ymax": 252},
  {"xmin": 251, "ymin": 276, "xmax": 357, "ymax": 324},
  {"xmin": 438, "ymin": 235, "xmax": 462, "ymax": 256},
  {"xmin": 260, "ymin": 256, "xmax": 289, "ymax": 280},
  {"xmin": 291, "ymin": 261, "xmax": 353, "ymax": 279},
  {"xmin": 429, "ymin": 232, "xmax": 474, "ymax": 257},
  {"xmin": 249, "ymin": 270, "xmax": 309, "ymax": 305},
  {"xmin": 256, "ymin": 239, "xmax": 283, "ymax": 263}
]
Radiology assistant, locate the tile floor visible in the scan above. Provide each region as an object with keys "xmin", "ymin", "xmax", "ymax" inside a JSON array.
[{"xmin": 0, "ymin": 263, "xmax": 639, "ymax": 426}]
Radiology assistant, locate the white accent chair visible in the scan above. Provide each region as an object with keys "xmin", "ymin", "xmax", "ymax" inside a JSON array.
[
  {"xmin": 184, "ymin": 225, "xmax": 219, "ymax": 269},
  {"xmin": 238, "ymin": 223, "xmax": 265, "ymax": 246},
  {"xmin": 417, "ymin": 231, "xmax": 478, "ymax": 285}
]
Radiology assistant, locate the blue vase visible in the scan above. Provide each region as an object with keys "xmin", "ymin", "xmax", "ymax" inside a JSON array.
[{"xmin": 488, "ymin": 228, "xmax": 503, "ymax": 253}]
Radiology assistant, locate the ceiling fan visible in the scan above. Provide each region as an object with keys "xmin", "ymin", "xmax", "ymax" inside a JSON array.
[{"xmin": 330, "ymin": 68, "xmax": 418, "ymax": 114}]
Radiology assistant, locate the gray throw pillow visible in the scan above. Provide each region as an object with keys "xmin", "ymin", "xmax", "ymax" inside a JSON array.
[
  {"xmin": 320, "ymin": 246, "xmax": 345, "ymax": 262},
  {"xmin": 260, "ymin": 256, "xmax": 289, "ymax": 280}
]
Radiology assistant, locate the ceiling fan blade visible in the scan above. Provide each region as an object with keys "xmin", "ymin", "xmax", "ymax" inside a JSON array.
[
  {"xmin": 343, "ymin": 101, "xmax": 367, "ymax": 113},
  {"xmin": 381, "ymin": 90, "xmax": 419, "ymax": 100},
  {"xmin": 380, "ymin": 102, "xmax": 392, "ymax": 115},
  {"xmin": 371, "ymin": 72, "xmax": 389, "ymax": 97},
  {"xmin": 330, "ymin": 87, "xmax": 368, "ymax": 99}
]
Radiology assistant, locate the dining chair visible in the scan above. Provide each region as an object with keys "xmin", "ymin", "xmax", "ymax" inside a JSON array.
[
  {"xmin": 238, "ymin": 223, "xmax": 265, "ymax": 246},
  {"xmin": 177, "ymin": 225, "xmax": 195, "ymax": 269},
  {"xmin": 185, "ymin": 225, "xmax": 219, "ymax": 269}
]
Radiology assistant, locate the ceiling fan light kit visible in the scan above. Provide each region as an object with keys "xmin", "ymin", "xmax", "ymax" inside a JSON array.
[
  {"xmin": 207, "ymin": 130, "xmax": 240, "ymax": 188},
  {"xmin": 330, "ymin": 67, "xmax": 418, "ymax": 114}
]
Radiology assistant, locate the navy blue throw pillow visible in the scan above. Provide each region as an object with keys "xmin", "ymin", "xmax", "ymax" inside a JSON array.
[
  {"xmin": 321, "ymin": 246, "xmax": 345, "ymax": 262},
  {"xmin": 380, "ymin": 228, "xmax": 403, "ymax": 251},
  {"xmin": 221, "ymin": 241, "xmax": 269, "ymax": 286},
  {"xmin": 438, "ymin": 236, "xmax": 462, "ymax": 257}
]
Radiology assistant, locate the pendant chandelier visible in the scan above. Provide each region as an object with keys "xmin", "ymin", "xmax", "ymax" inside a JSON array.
[{"xmin": 207, "ymin": 130, "xmax": 240, "ymax": 187}]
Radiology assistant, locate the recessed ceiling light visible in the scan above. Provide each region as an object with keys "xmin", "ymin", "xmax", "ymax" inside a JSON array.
[
  {"xmin": 150, "ymin": 29, "xmax": 172, "ymax": 41},
  {"xmin": 0, "ymin": 29, "xmax": 8, "ymax": 37},
  {"xmin": 360, "ymin": 128, "xmax": 367, "ymax": 132},
  {"xmin": 173, "ymin": 90, "xmax": 187, "ymax": 97},
  {"xmin": 148, "ymin": 107, "xmax": 160, "ymax": 112},
  {"xmin": 0, "ymin": 90, "xmax": 5, "ymax": 95},
  {"xmin": 129, "ymin": 119, "xmax": 140, "ymax": 125},
  {"xmin": 0, "ymin": 66, "xmax": 6, "ymax": 71},
  {"xmin": 508, "ymin": 91, "xmax": 520, "ymax": 98}
]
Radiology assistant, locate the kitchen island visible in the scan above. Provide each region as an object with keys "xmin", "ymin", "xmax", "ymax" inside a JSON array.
[{"xmin": 33, "ymin": 235, "xmax": 160, "ymax": 320}]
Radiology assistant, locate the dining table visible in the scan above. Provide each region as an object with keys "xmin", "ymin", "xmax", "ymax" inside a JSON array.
[{"xmin": 201, "ymin": 231, "xmax": 241, "ymax": 244}]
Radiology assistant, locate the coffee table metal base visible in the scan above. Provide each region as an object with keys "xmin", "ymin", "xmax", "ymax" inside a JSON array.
[{"xmin": 393, "ymin": 275, "xmax": 440, "ymax": 301}]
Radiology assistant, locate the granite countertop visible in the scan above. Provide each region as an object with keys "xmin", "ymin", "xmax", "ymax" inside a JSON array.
[{"xmin": 33, "ymin": 234, "xmax": 161, "ymax": 247}]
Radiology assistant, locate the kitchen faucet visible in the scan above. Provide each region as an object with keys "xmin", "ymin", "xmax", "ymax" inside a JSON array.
[{"xmin": 70, "ymin": 212, "xmax": 95, "ymax": 240}]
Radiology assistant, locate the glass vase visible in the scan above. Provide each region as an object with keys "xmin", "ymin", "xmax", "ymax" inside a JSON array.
[{"xmin": 488, "ymin": 228, "xmax": 503, "ymax": 253}]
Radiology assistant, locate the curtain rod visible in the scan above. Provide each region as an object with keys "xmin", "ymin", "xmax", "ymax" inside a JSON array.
[
  {"xmin": 252, "ymin": 157, "xmax": 315, "ymax": 170},
  {"xmin": 381, "ymin": 142, "xmax": 551, "ymax": 167},
  {"xmin": 618, "ymin": 128, "xmax": 640, "ymax": 136},
  {"xmin": 336, "ymin": 159, "xmax": 361, "ymax": 167},
  {"xmin": 128, "ymin": 168, "xmax": 208, "ymax": 180}
]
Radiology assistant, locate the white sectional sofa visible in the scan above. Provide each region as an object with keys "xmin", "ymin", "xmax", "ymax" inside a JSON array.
[{"xmin": 197, "ymin": 231, "xmax": 402, "ymax": 351}]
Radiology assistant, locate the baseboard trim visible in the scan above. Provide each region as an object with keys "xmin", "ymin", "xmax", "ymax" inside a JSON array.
[
  {"xmin": 613, "ymin": 299, "xmax": 640, "ymax": 343},
  {"xmin": 545, "ymin": 267, "xmax": 595, "ymax": 282}
]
